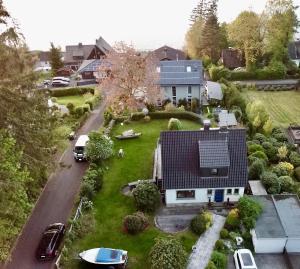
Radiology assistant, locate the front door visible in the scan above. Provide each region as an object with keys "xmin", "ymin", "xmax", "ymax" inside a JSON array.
[{"xmin": 214, "ymin": 189, "xmax": 224, "ymax": 202}]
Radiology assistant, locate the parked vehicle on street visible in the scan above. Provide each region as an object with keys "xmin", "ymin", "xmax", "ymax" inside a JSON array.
[
  {"xmin": 51, "ymin": 77, "xmax": 70, "ymax": 87},
  {"xmin": 73, "ymin": 135, "xmax": 89, "ymax": 161},
  {"xmin": 79, "ymin": 247, "xmax": 128, "ymax": 268},
  {"xmin": 233, "ymin": 249, "xmax": 257, "ymax": 269},
  {"xmin": 36, "ymin": 223, "xmax": 65, "ymax": 261}
]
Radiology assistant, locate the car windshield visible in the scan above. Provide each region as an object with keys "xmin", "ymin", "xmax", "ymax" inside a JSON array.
[
  {"xmin": 75, "ymin": 146, "xmax": 84, "ymax": 153},
  {"xmin": 241, "ymin": 253, "xmax": 253, "ymax": 266},
  {"xmin": 39, "ymin": 232, "xmax": 55, "ymax": 250}
]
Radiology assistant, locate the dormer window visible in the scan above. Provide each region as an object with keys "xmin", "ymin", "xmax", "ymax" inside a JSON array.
[
  {"xmin": 211, "ymin": 168, "xmax": 218, "ymax": 175},
  {"xmin": 186, "ymin": 66, "xmax": 192, "ymax": 72}
]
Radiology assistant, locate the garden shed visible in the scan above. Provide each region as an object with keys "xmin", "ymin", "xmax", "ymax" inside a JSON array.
[{"xmin": 251, "ymin": 195, "xmax": 300, "ymax": 254}]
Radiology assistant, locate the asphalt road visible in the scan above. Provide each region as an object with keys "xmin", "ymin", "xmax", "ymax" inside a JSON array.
[{"xmin": 3, "ymin": 102, "xmax": 106, "ymax": 269}]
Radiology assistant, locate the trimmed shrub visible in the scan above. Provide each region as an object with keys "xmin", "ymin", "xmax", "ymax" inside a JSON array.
[
  {"xmin": 273, "ymin": 162, "xmax": 294, "ymax": 177},
  {"xmin": 66, "ymin": 102, "xmax": 75, "ymax": 113},
  {"xmin": 80, "ymin": 180, "xmax": 96, "ymax": 200},
  {"xmin": 278, "ymin": 176, "xmax": 295, "ymax": 193},
  {"xmin": 205, "ymin": 261, "xmax": 217, "ymax": 269},
  {"xmin": 211, "ymin": 251, "xmax": 227, "ymax": 269},
  {"xmin": 168, "ymin": 118, "xmax": 182, "ymax": 130},
  {"xmin": 49, "ymin": 87, "xmax": 95, "ymax": 97},
  {"xmin": 253, "ymin": 133, "xmax": 268, "ymax": 144},
  {"xmin": 123, "ymin": 212, "xmax": 148, "ymax": 234},
  {"xmin": 148, "ymin": 111, "xmax": 202, "ymax": 123},
  {"xmin": 164, "ymin": 103, "xmax": 177, "ymax": 112},
  {"xmin": 261, "ymin": 171, "xmax": 280, "ymax": 194},
  {"xmin": 225, "ymin": 208, "xmax": 240, "ymax": 230},
  {"xmin": 149, "ymin": 236, "xmax": 187, "ymax": 269},
  {"xmin": 238, "ymin": 196, "xmax": 262, "ymax": 230},
  {"xmin": 75, "ymin": 106, "xmax": 85, "ymax": 118},
  {"xmin": 248, "ymin": 144, "xmax": 264, "ymax": 155},
  {"xmin": 209, "ymin": 66, "xmax": 230, "ymax": 81},
  {"xmin": 248, "ymin": 159, "xmax": 265, "ymax": 180},
  {"xmin": 249, "ymin": 151, "xmax": 268, "ymax": 162},
  {"xmin": 262, "ymin": 142, "xmax": 278, "ymax": 163},
  {"xmin": 146, "ymin": 102, "xmax": 156, "ymax": 112},
  {"xmin": 214, "ymin": 239, "xmax": 225, "ymax": 251},
  {"xmin": 190, "ymin": 211, "xmax": 213, "ymax": 235},
  {"xmin": 289, "ymin": 152, "xmax": 300, "ymax": 168},
  {"xmin": 132, "ymin": 182, "xmax": 161, "ymax": 213},
  {"xmin": 220, "ymin": 228, "xmax": 229, "ymax": 239},
  {"xmin": 272, "ymin": 132, "xmax": 288, "ymax": 142},
  {"xmin": 144, "ymin": 115, "xmax": 151, "ymax": 122},
  {"xmin": 85, "ymin": 95, "xmax": 100, "ymax": 110},
  {"xmin": 82, "ymin": 104, "xmax": 90, "ymax": 113},
  {"xmin": 83, "ymin": 166, "xmax": 103, "ymax": 191},
  {"xmin": 295, "ymin": 167, "xmax": 300, "ymax": 181},
  {"xmin": 131, "ymin": 112, "xmax": 145, "ymax": 121}
]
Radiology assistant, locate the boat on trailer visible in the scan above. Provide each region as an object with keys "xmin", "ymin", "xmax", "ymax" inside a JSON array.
[{"xmin": 79, "ymin": 247, "xmax": 128, "ymax": 268}]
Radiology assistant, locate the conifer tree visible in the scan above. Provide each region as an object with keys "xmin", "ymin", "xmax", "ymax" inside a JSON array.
[{"xmin": 49, "ymin": 42, "xmax": 63, "ymax": 75}]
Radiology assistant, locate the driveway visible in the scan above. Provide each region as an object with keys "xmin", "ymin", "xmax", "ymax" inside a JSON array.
[
  {"xmin": 3, "ymin": 102, "xmax": 106, "ymax": 269},
  {"xmin": 227, "ymin": 254, "xmax": 289, "ymax": 269}
]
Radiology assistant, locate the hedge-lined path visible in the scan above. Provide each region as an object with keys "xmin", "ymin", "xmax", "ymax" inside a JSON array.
[
  {"xmin": 3, "ymin": 102, "xmax": 106, "ymax": 269},
  {"xmin": 187, "ymin": 214, "xmax": 226, "ymax": 269}
]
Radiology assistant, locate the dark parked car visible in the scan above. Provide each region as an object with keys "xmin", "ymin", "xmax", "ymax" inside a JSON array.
[{"xmin": 36, "ymin": 223, "xmax": 65, "ymax": 260}]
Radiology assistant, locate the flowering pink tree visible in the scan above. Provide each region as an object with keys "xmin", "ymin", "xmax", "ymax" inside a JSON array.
[{"xmin": 98, "ymin": 42, "xmax": 161, "ymax": 114}]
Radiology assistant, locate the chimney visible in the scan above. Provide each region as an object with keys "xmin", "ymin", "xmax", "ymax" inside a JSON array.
[
  {"xmin": 78, "ymin": 42, "xmax": 83, "ymax": 48},
  {"xmin": 203, "ymin": 119, "xmax": 211, "ymax": 131}
]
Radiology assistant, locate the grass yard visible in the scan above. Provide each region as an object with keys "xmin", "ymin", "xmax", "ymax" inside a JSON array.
[
  {"xmin": 65, "ymin": 119, "xmax": 201, "ymax": 269},
  {"xmin": 242, "ymin": 90, "xmax": 300, "ymax": 128},
  {"xmin": 56, "ymin": 95, "xmax": 88, "ymax": 107}
]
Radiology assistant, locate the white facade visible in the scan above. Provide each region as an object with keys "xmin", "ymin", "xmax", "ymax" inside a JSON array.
[
  {"xmin": 165, "ymin": 187, "xmax": 244, "ymax": 206},
  {"xmin": 161, "ymin": 85, "xmax": 204, "ymax": 104},
  {"xmin": 251, "ymin": 230, "xmax": 287, "ymax": 253},
  {"xmin": 285, "ymin": 238, "xmax": 300, "ymax": 253}
]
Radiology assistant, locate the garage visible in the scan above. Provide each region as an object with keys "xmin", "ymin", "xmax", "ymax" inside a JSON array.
[{"xmin": 252, "ymin": 195, "xmax": 300, "ymax": 254}]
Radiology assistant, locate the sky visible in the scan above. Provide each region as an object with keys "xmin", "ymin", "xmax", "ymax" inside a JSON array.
[{"xmin": 4, "ymin": 0, "xmax": 300, "ymax": 51}]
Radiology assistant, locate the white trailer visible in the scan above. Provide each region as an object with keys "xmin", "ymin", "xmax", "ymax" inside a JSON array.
[{"xmin": 73, "ymin": 135, "xmax": 89, "ymax": 161}]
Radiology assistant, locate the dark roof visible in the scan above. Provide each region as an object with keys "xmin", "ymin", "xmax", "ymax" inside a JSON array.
[
  {"xmin": 253, "ymin": 196, "xmax": 286, "ymax": 239},
  {"xmin": 221, "ymin": 48, "xmax": 244, "ymax": 69},
  {"xmin": 160, "ymin": 128, "xmax": 248, "ymax": 189},
  {"xmin": 288, "ymin": 41, "xmax": 300, "ymax": 60},
  {"xmin": 219, "ymin": 111, "xmax": 238, "ymax": 127},
  {"xmin": 159, "ymin": 60, "xmax": 203, "ymax": 86},
  {"xmin": 39, "ymin": 51, "xmax": 50, "ymax": 62},
  {"xmin": 199, "ymin": 140, "xmax": 230, "ymax": 168},
  {"xmin": 151, "ymin": 45, "xmax": 186, "ymax": 61}
]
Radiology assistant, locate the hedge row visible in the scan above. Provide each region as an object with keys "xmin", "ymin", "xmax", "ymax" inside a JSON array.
[
  {"xmin": 49, "ymin": 87, "xmax": 95, "ymax": 97},
  {"xmin": 148, "ymin": 111, "xmax": 203, "ymax": 123}
]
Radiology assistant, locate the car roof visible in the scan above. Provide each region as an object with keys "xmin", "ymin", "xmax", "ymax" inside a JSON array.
[{"xmin": 237, "ymin": 249, "xmax": 256, "ymax": 268}]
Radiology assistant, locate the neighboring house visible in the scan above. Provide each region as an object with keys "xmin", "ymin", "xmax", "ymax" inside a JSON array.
[
  {"xmin": 154, "ymin": 121, "xmax": 248, "ymax": 206},
  {"xmin": 218, "ymin": 110, "xmax": 238, "ymax": 128},
  {"xmin": 288, "ymin": 41, "xmax": 300, "ymax": 66},
  {"xmin": 64, "ymin": 36, "xmax": 112, "ymax": 70},
  {"xmin": 33, "ymin": 51, "xmax": 51, "ymax": 72},
  {"xmin": 252, "ymin": 195, "xmax": 300, "ymax": 253},
  {"xmin": 77, "ymin": 59, "xmax": 102, "ymax": 80},
  {"xmin": 159, "ymin": 60, "xmax": 204, "ymax": 105},
  {"xmin": 220, "ymin": 48, "xmax": 244, "ymax": 70},
  {"xmin": 56, "ymin": 67, "xmax": 74, "ymax": 77},
  {"xmin": 150, "ymin": 45, "xmax": 186, "ymax": 61},
  {"xmin": 287, "ymin": 125, "xmax": 300, "ymax": 150}
]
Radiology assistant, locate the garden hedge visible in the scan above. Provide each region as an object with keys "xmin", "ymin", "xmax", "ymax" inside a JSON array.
[
  {"xmin": 49, "ymin": 87, "xmax": 95, "ymax": 97},
  {"xmin": 148, "ymin": 111, "xmax": 203, "ymax": 123}
]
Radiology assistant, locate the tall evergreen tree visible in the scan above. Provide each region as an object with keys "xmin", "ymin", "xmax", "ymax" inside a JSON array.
[{"xmin": 49, "ymin": 42, "xmax": 63, "ymax": 75}]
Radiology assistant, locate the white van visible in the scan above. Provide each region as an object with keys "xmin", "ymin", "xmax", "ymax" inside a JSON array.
[
  {"xmin": 73, "ymin": 135, "xmax": 89, "ymax": 161},
  {"xmin": 233, "ymin": 249, "xmax": 257, "ymax": 269}
]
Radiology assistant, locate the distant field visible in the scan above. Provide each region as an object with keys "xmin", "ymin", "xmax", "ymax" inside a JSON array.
[{"xmin": 242, "ymin": 90, "xmax": 300, "ymax": 128}]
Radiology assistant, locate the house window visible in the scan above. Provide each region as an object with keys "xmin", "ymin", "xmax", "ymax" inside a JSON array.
[
  {"xmin": 176, "ymin": 190, "xmax": 195, "ymax": 199},
  {"xmin": 234, "ymin": 188, "xmax": 239, "ymax": 195},
  {"xmin": 227, "ymin": 189, "xmax": 232, "ymax": 195},
  {"xmin": 211, "ymin": 168, "xmax": 218, "ymax": 175},
  {"xmin": 187, "ymin": 86, "xmax": 192, "ymax": 105},
  {"xmin": 156, "ymin": 66, "xmax": 161, "ymax": 73},
  {"xmin": 207, "ymin": 189, "xmax": 213, "ymax": 196},
  {"xmin": 186, "ymin": 66, "xmax": 192, "ymax": 72},
  {"xmin": 172, "ymin": 86, "xmax": 176, "ymax": 105}
]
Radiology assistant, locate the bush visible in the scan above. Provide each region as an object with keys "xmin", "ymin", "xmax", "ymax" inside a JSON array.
[
  {"xmin": 205, "ymin": 261, "xmax": 217, "ymax": 269},
  {"xmin": 83, "ymin": 165, "xmax": 103, "ymax": 191},
  {"xmin": 225, "ymin": 208, "xmax": 240, "ymax": 230},
  {"xmin": 75, "ymin": 106, "xmax": 84, "ymax": 118},
  {"xmin": 66, "ymin": 102, "xmax": 75, "ymax": 113},
  {"xmin": 253, "ymin": 133, "xmax": 268, "ymax": 144},
  {"xmin": 261, "ymin": 171, "xmax": 280, "ymax": 194},
  {"xmin": 123, "ymin": 212, "xmax": 148, "ymax": 234},
  {"xmin": 51, "ymin": 97, "xmax": 57, "ymax": 102},
  {"xmin": 249, "ymin": 151, "xmax": 268, "ymax": 162},
  {"xmin": 248, "ymin": 159, "xmax": 265, "ymax": 180},
  {"xmin": 295, "ymin": 167, "xmax": 300, "ymax": 181},
  {"xmin": 289, "ymin": 152, "xmax": 300, "ymax": 168},
  {"xmin": 190, "ymin": 211, "xmax": 213, "ymax": 235},
  {"xmin": 164, "ymin": 103, "xmax": 177, "ymax": 112},
  {"xmin": 146, "ymin": 102, "xmax": 156, "ymax": 112},
  {"xmin": 214, "ymin": 239, "xmax": 225, "ymax": 251},
  {"xmin": 209, "ymin": 65, "xmax": 230, "ymax": 81},
  {"xmin": 86, "ymin": 132, "xmax": 114, "ymax": 162},
  {"xmin": 272, "ymin": 132, "xmax": 288, "ymax": 142},
  {"xmin": 230, "ymin": 70, "xmax": 256, "ymax": 81},
  {"xmin": 220, "ymin": 228, "xmax": 229, "ymax": 239},
  {"xmin": 49, "ymin": 87, "xmax": 95, "ymax": 97},
  {"xmin": 148, "ymin": 111, "xmax": 202, "ymax": 123},
  {"xmin": 80, "ymin": 180, "xmax": 96, "ymax": 200},
  {"xmin": 248, "ymin": 144, "xmax": 264, "ymax": 155},
  {"xmin": 149, "ymin": 236, "xmax": 187, "ymax": 269},
  {"xmin": 85, "ymin": 95, "xmax": 100, "ymax": 110},
  {"xmin": 144, "ymin": 115, "xmax": 151, "ymax": 122},
  {"xmin": 82, "ymin": 104, "xmax": 90, "ymax": 113},
  {"xmin": 130, "ymin": 112, "xmax": 145, "ymax": 121},
  {"xmin": 279, "ymin": 176, "xmax": 295, "ymax": 193},
  {"xmin": 262, "ymin": 142, "xmax": 278, "ymax": 163},
  {"xmin": 168, "ymin": 118, "xmax": 182, "ymax": 130},
  {"xmin": 191, "ymin": 98, "xmax": 200, "ymax": 113},
  {"xmin": 133, "ymin": 182, "xmax": 161, "ymax": 213},
  {"xmin": 238, "ymin": 196, "xmax": 262, "ymax": 230},
  {"xmin": 211, "ymin": 251, "xmax": 227, "ymax": 269},
  {"xmin": 273, "ymin": 162, "xmax": 294, "ymax": 177}
]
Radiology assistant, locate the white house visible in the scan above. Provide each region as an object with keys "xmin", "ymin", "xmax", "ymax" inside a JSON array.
[
  {"xmin": 154, "ymin": 121, "xmax": 248, "ymax": 206},
  {"xmin": 251, "ymin": 195, "xmax": 300, "ymax": 254}
]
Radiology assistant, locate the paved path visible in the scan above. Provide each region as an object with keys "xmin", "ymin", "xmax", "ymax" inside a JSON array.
[
  {"xmin": 187, "ymin": 214, "xmax": 226, "ymax": 269},
  {"xmin": 3, "ymin": 102, "xmax": 106, "ymax": 269}
]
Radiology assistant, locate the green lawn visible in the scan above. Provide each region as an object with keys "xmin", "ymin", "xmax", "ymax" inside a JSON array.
[
  {"xmin": 65, "ymin": 119, "xmax": 201, "ymax": 269},
  {"xmin": 242, "ymin": 90, "xmax": 300, "ymax": 127},
  {"xmin": 56, "ymin": 95, "xmax": 88, "ymax": 107}
]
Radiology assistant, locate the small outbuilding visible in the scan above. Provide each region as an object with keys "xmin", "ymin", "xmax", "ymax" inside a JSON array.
[
  {"xmin": 251, "ymin": 195, "xmax": 300, "ymax": 254},
  {"xmin": 218, "ymin": 110, "xmax": 238, "ymax": 128}
]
